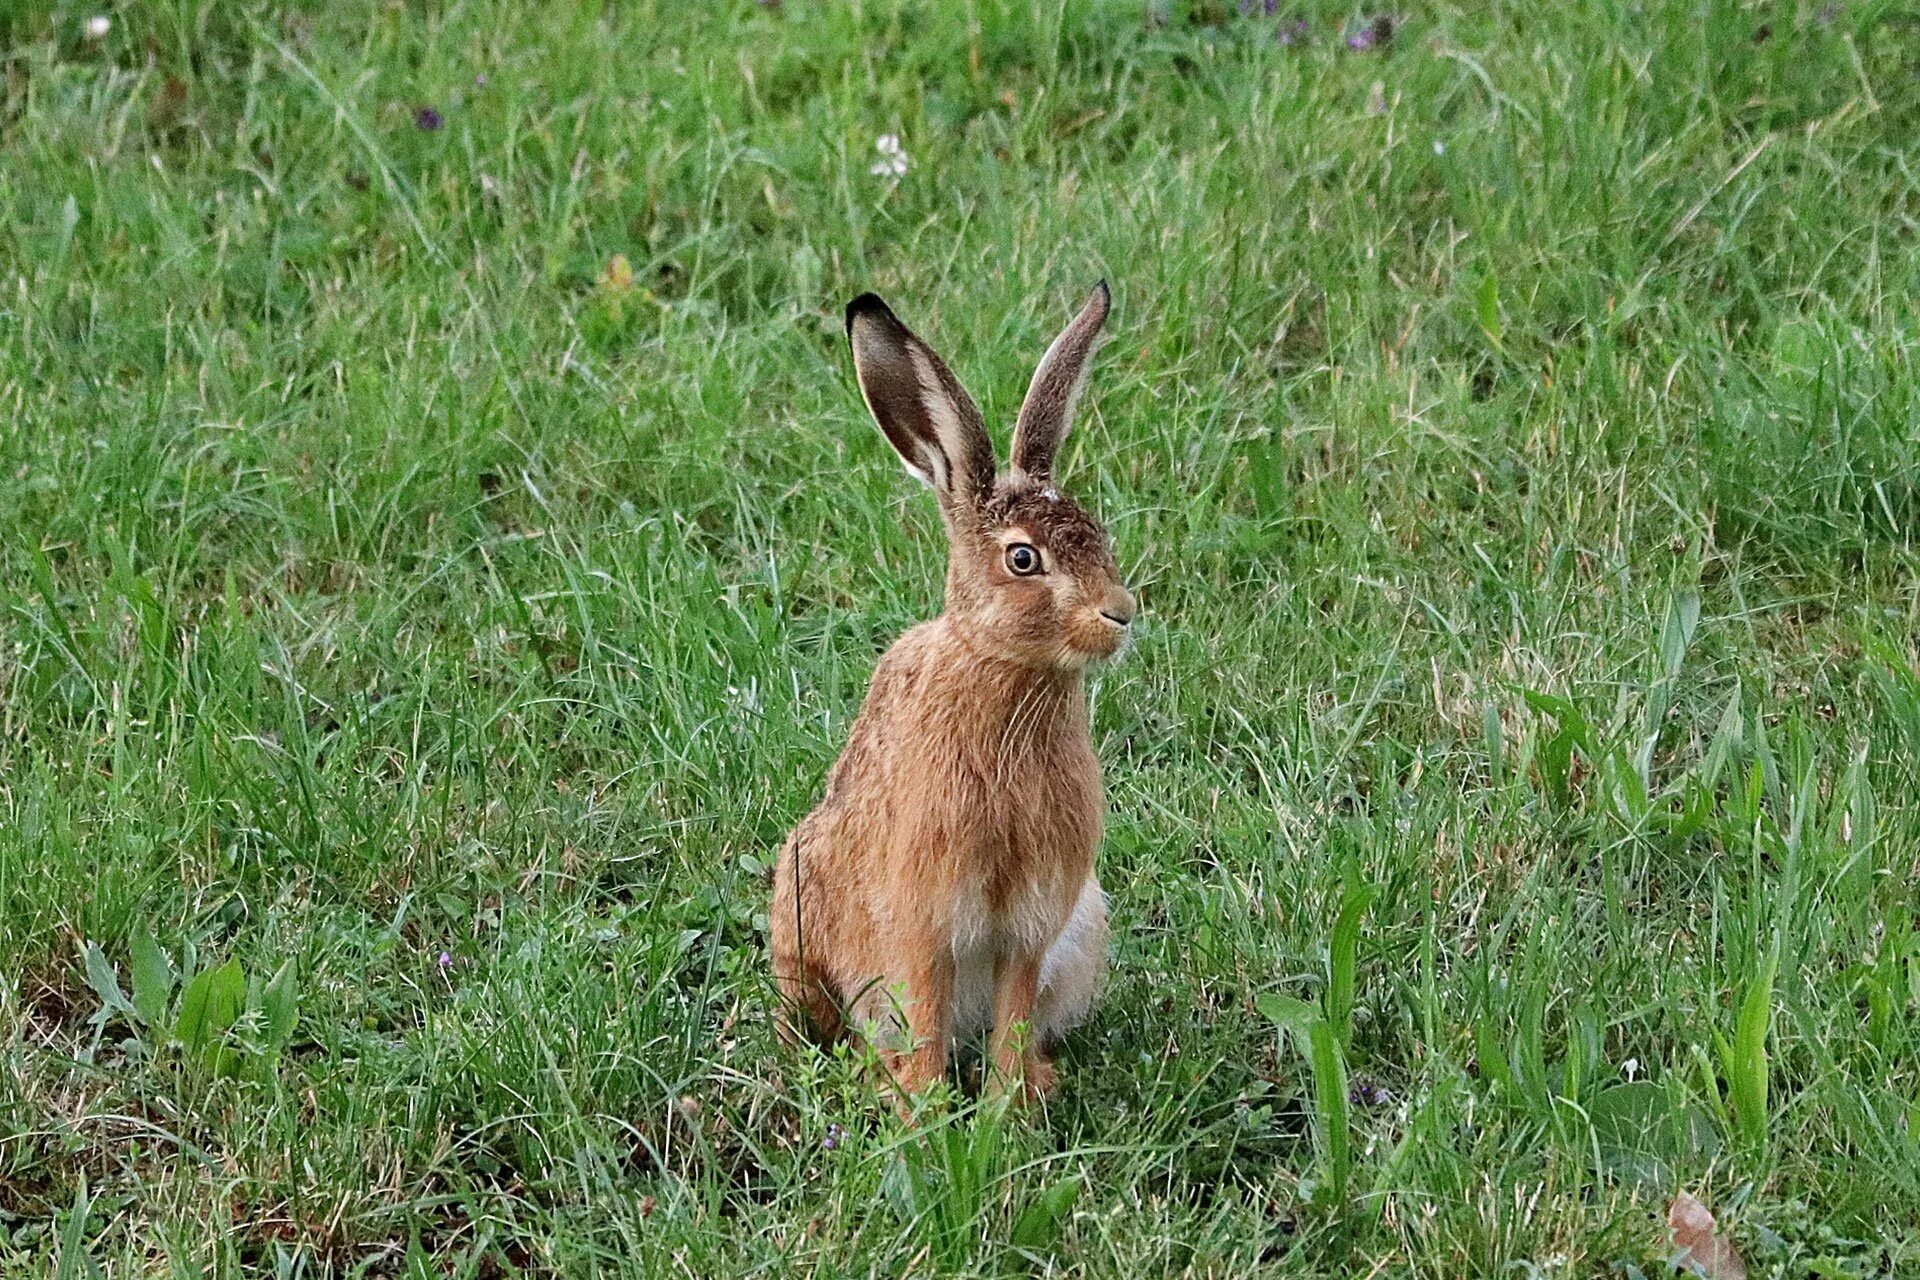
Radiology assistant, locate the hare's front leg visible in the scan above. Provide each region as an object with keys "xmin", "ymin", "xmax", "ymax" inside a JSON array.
[
  {"xmin": 986, "ymin": 952, "xmax": 1055, "ymax": 1101},
  {"xmin": 866, "ymin": 937, "xmax": 953, "ymax": 1098}
]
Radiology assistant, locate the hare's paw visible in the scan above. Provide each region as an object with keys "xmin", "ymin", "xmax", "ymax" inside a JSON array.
[{"xmin": 1019, "ymin": 1055, "xmax": 1058, "ymax": 1102}]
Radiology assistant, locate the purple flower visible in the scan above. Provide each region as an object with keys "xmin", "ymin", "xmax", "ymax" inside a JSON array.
[
  {"xmin": 1346, "ymin": 15, "xmax": 1394, "ymax": 51},
  {"xmin": 822, "ymin": 1122, "xmax": 846, "ymax": 1151},
  {"xmin": 437, "ymin": 950, "xmax": 453, "ymax": 970},
  {"xmin": 1276, "ymin": 16, "xmax": 1308, "ymax": 44},
  {"xmin": 1348, "ymin": 1075, "xmax": 1390, "ymax": 1107},
  {"xmin": 414, "ymin": 105, "xmax": 444, "ymax": 132}
]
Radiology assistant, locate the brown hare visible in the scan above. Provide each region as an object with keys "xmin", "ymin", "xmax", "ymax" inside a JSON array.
[{"xmin": 771, "ymin": 283, "xmax": 1132, "ymax": 1103}]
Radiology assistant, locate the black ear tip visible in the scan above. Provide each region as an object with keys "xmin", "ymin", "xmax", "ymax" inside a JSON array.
[
  {"xmin": 1093, "ymin": 279, "xmax": 1110, "ymax": 303},
  {"xmin": 845, "ymin": 292, "xmax": 892, "ymax": 334}
]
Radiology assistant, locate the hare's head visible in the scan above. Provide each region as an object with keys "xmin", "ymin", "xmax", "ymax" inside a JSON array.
[{"xmin": 846, "ymin": 283, "xmax": 1133, "ymax": 670}]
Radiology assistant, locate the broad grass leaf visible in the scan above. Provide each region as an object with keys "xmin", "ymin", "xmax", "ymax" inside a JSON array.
[
  {"xmin": 81, "ymin": 943, "xmax": 134, "ymax": 1019},
  {"xmin": 175, "ymin": 958, "xmax": 246, "ymax": 1077},
  {"xmin": 1472, "ymin": 1019, "xmax": 1515, "ymax": 1094},
  {"xmin": 1256, "ymin": 993, "xmax": 1318, "ymax": 1049},
  {"xmin": 1539, "ymin": 725, "xmax": 1580, "ymax": 808},
  {"xmin": 128, "ymin": 930, "xmax": 174, "ymax": 1029},
  {"xmin": 1307, "ymin": 1019, "xmax": 1351, "ymax": 1206},
  {"xmin": 54, "ymin": 1175, "xmax": 99, "ymax": 1280},
  {"xmin": 1475, "ymin": 273, "xmax": 1502, "ymax": 343},
  {"xmin": 1010, "ymin": 1174, "xmax": 1081, "ymax": 1251},
  {"xmin": 1518, "ymin": 687, "xmax": 1589, "ymax": 741},
  {"xmin": 261, "ymin": 959, "xmax": 299, "ymax": 1050},
  {"xmin": 1327, "ymin": 884, "xmax": 1373, "ymax": 1046},
  {"xmin": 1660, "ymin": 587, "xmax": 1702, "ymax": 679},
  {"xmin": 1721, "ymin": 952, "xmax": 1777, "ymax": 1153}
]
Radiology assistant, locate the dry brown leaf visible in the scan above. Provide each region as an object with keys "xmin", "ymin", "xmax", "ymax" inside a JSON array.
[{"xmin": 1668, "ymin": 1191, "xmax": 1747, "ymax": 1280}]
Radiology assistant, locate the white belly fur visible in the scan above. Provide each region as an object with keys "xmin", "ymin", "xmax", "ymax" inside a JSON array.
[{"xmin": 950, "ymin": 873, "xmax": 1107, "ymax": 1046}]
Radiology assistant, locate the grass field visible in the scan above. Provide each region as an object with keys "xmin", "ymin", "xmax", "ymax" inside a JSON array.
[{"xmin": 3, "ymin": 0, "xmax": 1919, "ymax": 1274}]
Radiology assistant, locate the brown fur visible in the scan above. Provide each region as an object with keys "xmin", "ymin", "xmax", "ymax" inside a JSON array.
[{"xmin": 771, "ymin": 285, "xmax": 1131, "ymax": 1102}]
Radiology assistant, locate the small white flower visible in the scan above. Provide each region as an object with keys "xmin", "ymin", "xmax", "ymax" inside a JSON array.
[
  {"xmin": 869, "ymin": 134, "xmax": 910, "ymax": 177},
  {"xmin": 1622, "ymin": 1057, "xmax": 1640, "ymax": 1081},
  {"xmin": 1432, "ymin": 140, "xmax": 1446, "ymax": 155},
  {"xmin": 85, "ymin": 14, "xmax": 110, "ymax": 38}
]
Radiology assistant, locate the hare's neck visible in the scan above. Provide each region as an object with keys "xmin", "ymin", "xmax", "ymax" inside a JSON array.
[
  {"xmin": 939, "ymin": 625, "xmax": 1086, "ymax": 724},
  {"xmin": 981, "ymin": 657, "xmax": 1082, "ymax": 716}
]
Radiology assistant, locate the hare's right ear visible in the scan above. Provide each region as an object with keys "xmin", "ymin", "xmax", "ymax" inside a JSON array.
[
  {"xmin": 846, "ymin": 294, "xmax": 996, "ymax": 510},
  {"xmin": 1010, "ymin": 281, "xmax": 1109, "ymax": 483}
]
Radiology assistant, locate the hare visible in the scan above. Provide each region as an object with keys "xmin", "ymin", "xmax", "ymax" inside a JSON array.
[{"xmin": 771, "ymin": 282, "xmax": 1132, "ymax": 1102}]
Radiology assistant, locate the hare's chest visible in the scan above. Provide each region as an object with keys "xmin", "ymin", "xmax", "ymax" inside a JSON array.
[
  {"xmin": 947, "ymin": 844, "xmax": 1077, "ymax": 950},
  {"xmin": 959, "ymin": 760, "xmax": 1099, "ymax": 906}
]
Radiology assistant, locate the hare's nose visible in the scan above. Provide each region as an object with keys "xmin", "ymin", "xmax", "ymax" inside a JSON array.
[{"xmin": 1099, "ymin": 588, "xmax": 1136, "ymax": 628}]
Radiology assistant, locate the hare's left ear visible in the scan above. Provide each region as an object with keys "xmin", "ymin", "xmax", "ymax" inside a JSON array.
[{"xmin": 1009, "ymin": 281, "xmax": 1110, "ymax": 482}]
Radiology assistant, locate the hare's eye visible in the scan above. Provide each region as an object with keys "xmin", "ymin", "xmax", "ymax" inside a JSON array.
[{"xmin": 1005, "ymin": 543, "xmax": 1042, "ymax": 576}]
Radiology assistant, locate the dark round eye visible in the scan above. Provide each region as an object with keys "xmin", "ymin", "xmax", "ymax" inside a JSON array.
[{"xmin": 1005, "ymin": 543, "xmax": 1042, "ymax": 576}]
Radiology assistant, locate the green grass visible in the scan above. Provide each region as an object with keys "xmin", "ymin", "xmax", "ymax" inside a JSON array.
[{"xmin": 3, "ymin": 0, "xmax": 1918, "ymax": 1274}]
